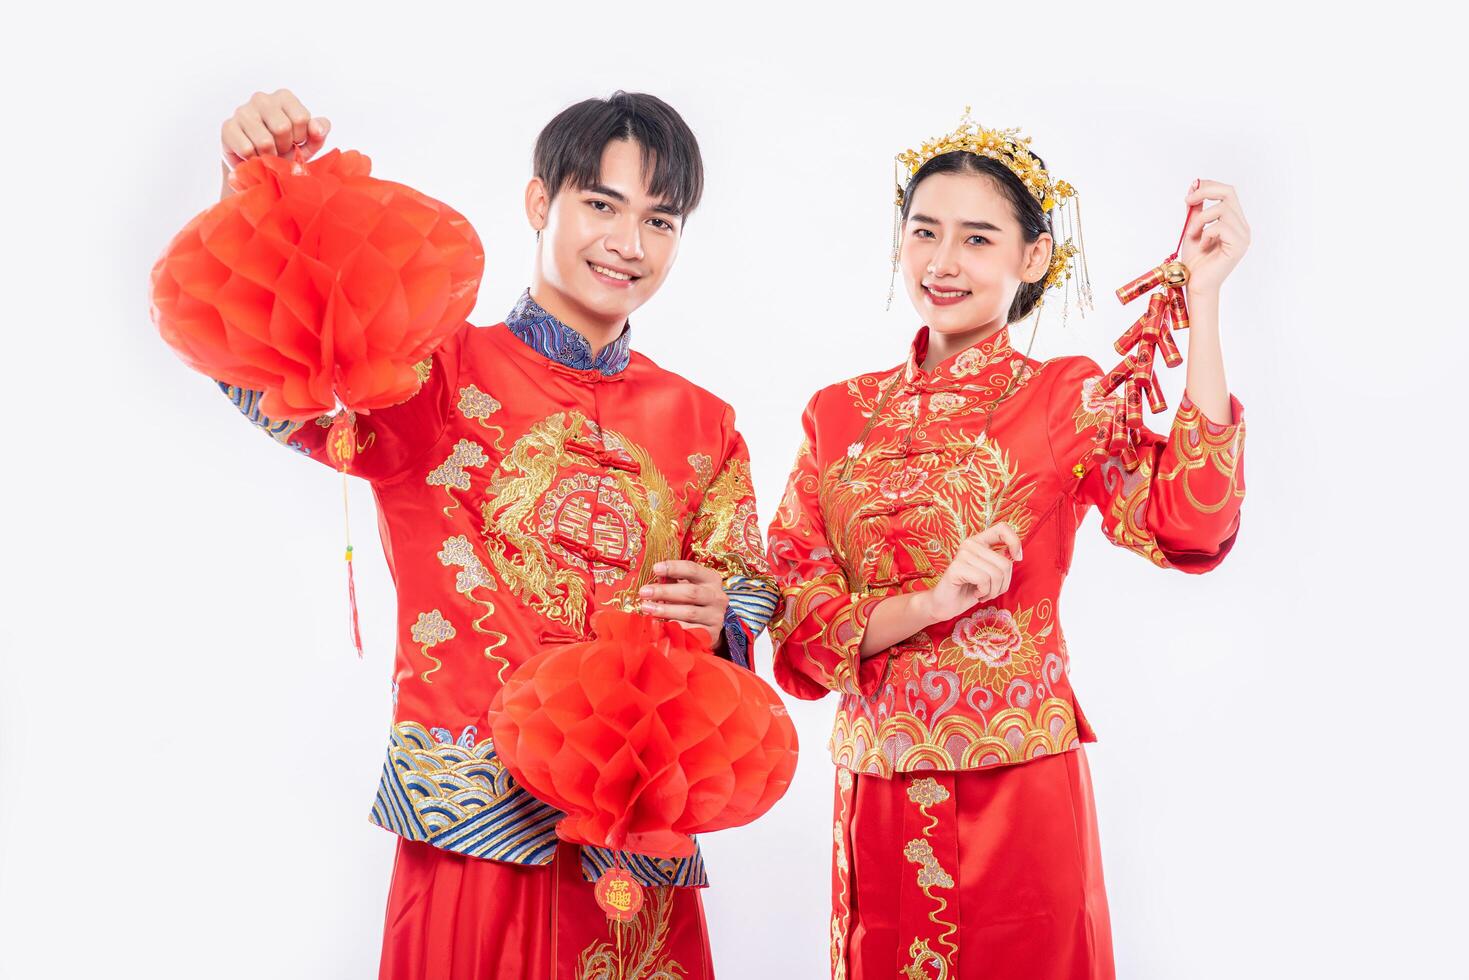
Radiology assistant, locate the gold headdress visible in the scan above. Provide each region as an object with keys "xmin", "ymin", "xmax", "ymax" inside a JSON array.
[{"xmin": 888, "ymin": 108, "xmax": 1093, "ymax": 319}]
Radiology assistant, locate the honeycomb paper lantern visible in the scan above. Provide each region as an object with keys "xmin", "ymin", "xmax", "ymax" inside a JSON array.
[
  {"xmin": 150, "ymin": 148, "xmax": 483, "ymax": 421},
  {"xmin": 491, "ymin": 610, "xmax": 799, "ymax": 859}
]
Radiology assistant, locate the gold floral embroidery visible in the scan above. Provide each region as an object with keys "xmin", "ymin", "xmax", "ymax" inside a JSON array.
[
  {"xmin": 686, "ymin": 452, "xmax": 713, "ymax": 484},
  {"xmin": 903, "ymin": 773, "xmax": 957, "ymax": 973},
  {"xmin": 948, "ymin": 333, "xmax": 1013, "ymax": 378},
  {"xmin": 410, "ymin": 609, "xmax": 456, "ymax": 683},
  {"xmin": 437, "ymin": 535, "xmax": 510, "ymax": 682},
  {"xmin": 457, "ymin": 384, "xmax": 507, "ymax": 450},
  {"xmin": 938, "ymin": 600, "xmax": 1055, "ymax": 693},
  {"xmin": 1073, "ymin": 375, "xmax": 1122, "ymax": 434},
  {"xmin": 427, "ymin": 438, "xmax": 489, "ymax": 516},
  {"xmin": 906, "ymin": 776, "xmax": 950, "ymax": 808},
  {"xmin": 771, "ymin": 454, "xmax": 818, "ymax": 538},
  {"xmin": 903, "ymin": 838, "xmax": 955, "ymax": 890},
  {"xmin": 576, "ymin": 885, "xmax": 687, "ymax": 980},
  {"xmin": 831, "ymin": 768, "xmax": 856, "ymax": 980},
  {"xmin": 844, "ymin": 368, "xmax": 907, "ymax": 426},
  {"xmin": 412, "ymin": 357, "xmax": 433, "ymax": 383},
  {"xmin": 686, "ymin": 456, "xmax": 770, "ymax": 579}
]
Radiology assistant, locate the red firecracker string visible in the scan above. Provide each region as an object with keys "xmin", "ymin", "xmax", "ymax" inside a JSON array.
[{"xmin": 1098, "ymin": 198, "xmax": 1201, "ymax": 471}]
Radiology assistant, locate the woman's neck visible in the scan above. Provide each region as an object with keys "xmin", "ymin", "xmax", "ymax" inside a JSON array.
[{"xmin": 922, "ymin": 319, "xmax": 1006, "ymax": 370}]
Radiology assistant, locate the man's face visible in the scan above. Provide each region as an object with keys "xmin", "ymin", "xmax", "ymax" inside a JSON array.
[{"xmin": 528, "ymin": 138, "xmax": 683, "ymax": 329}]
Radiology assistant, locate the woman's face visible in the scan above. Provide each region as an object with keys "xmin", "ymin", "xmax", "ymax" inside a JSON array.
[{"xmin": 899, "ymin": 171, "xmax": 1052, "ymax": 337}]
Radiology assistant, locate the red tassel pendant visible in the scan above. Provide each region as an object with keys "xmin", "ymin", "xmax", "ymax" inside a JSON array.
[
  {"xmin": 594, "ymin": 853, "xmax": 644, "ymax": 923},
  {"xmin": 326, "ymin": 413, "xmax": 366, "ymax": 658}
]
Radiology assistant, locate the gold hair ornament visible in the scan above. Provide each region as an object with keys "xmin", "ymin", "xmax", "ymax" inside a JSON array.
[{"xmin": 887, "ymin": 108, "xmax": 1093, "ymax": 322}]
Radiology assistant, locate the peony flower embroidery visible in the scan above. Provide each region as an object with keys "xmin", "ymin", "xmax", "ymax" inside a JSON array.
[{"xmin": 951, "ymin": 607, "xmax": 1023, "ymax": 668}]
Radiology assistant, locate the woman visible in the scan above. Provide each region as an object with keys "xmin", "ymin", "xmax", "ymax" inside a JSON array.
[{"xmin": 767, "ymin": 114, "xmax": 1249, "ymax": 980}]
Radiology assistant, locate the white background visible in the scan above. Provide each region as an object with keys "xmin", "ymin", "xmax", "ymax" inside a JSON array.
[{"xmin": 2, "ymin": 2, "xmax": 1465, "ymax": 978}]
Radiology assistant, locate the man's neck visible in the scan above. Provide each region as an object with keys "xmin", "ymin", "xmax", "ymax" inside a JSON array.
[{"xmin": 529, "ymin": 283, "xmax": 625, "ymax": 355}]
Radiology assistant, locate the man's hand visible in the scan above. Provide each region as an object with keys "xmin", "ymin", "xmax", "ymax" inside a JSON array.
[
  {"xmin": 219, "ymin": 89, "xmax": 331, "ymax": 198},
  {"xmin": 640, "ymin": 561, "xmax": 730, "ymax": 647}
]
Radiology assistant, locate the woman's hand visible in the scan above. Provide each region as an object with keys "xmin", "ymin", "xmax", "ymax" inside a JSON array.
[
  {"xmin": 219, "ymin": 89, "xmax": 331, "ymax": 198},
  {"xmin": 1180, "ymin": 179, "xmax": 1251, "ymax": 298},
  {"xmin": 857, "ymin": 523, "xmax": 1023, "ymax": 659},
  {"xmin": 640, "ymin": 561, "xmax": 730, "ymax": 647},
  {"xmin": 916, "ymin": 523, "xmax": 1023, "ymax": 624}
]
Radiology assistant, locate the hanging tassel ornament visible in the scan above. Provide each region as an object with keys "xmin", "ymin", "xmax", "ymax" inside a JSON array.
[
  {"xmin": 593, "ymin": 854, "xmax": 644, "ymax": 923},
  {"xmin": 1097, "ymin": 202, "xmax": 1199, "ymax": 471},
  {"xmin": 324, "ymin": 412, "xmax": 365, "ymax": 658}
]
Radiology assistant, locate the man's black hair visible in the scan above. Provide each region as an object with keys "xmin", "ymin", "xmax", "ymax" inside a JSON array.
[{"xmin": 533, "ymin": 91, "xmax": 704, "ymax": 216}]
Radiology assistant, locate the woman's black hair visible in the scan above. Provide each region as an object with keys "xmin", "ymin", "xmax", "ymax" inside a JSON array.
[
  {"xmin": 533, "ymin": 91, "xmax": 704, "ymax": 217},
  {"xmin": 900, "ymin": 151, "xmax": 1052, "ymax": 322}
]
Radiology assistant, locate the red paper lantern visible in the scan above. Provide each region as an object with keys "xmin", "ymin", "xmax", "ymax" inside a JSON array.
[
  {"xmin": 491, "ymin": 610, "xmax": 799, "ymax": 859},
  {"xmin": 150, "ymin": 148, "xmax": 483, "ymax": 421}
]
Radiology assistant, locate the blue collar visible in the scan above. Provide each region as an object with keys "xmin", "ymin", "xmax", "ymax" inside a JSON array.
[{"xmin": 506, "ymin": 290, "xmax": 633, "ymax": 376}]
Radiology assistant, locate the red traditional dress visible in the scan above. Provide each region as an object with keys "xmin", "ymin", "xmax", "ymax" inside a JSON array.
[
  {"xmin": 768, "ymin": 325, "xmax": 1245, "ymax": 980},
  {"xmin": 221, "ymin": 291, "xmax": 778, "ymax": 979}
]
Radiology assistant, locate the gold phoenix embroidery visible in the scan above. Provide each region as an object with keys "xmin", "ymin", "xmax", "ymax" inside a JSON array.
[
  {"xmin": 903, "ymin": 939, "xmax": 952, "ymax": 980},
  {"xmin": 819, "ymin": 433, "xmax": 1037, "ymax": 592},
  {"xmin": 576, "ymin": 885, "xmax": 687, "ymax": 980}
]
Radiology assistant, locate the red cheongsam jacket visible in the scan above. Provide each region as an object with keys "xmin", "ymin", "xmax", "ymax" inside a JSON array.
[
  {"xmin": 220, "ymin": 299, "xmax": 776, "ymax": 887},
  {"xmin": 768, "ymin": 325, "xmax": 1245, "ymax": 776}
]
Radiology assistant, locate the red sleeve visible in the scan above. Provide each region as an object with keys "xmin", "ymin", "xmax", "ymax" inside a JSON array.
[
  {"xmin": 1048, "ymin": 357, "xmax": 1246, "ymax": 573},
  {"xmin": 682, "ymin": 405, "xmax": 780, "ymax": 670},
  {"xmin": 217, "ymin": 324, "xmax": 465, "ymax": 484},
  {"xmin": 766, "ymin": 392, "xmax": 889, "ymax": 700}
]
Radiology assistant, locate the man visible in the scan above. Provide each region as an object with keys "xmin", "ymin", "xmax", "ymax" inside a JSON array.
[{"xmin": 212, "ymin": 88, "xmax": 777, "ymax": 979}]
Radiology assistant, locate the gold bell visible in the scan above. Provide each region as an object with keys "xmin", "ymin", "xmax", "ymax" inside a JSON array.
[{"xmin": 1160, "ymin": 260, "xmax": 1190, "ymax": 288}]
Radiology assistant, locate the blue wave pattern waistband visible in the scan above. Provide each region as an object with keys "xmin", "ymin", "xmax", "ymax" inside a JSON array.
[{"xmin": 368, "ymin": 721, "xmax": 708, "ymax": 887}]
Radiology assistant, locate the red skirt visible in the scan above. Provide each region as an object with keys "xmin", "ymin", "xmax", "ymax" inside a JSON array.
[
  {"xmin": 832, "ymin": 749, "xmax": 1113, "ymax": 980},
  {"xmin": 379, "ymin": 840, "xmax": 714, "ymax": 980}
]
